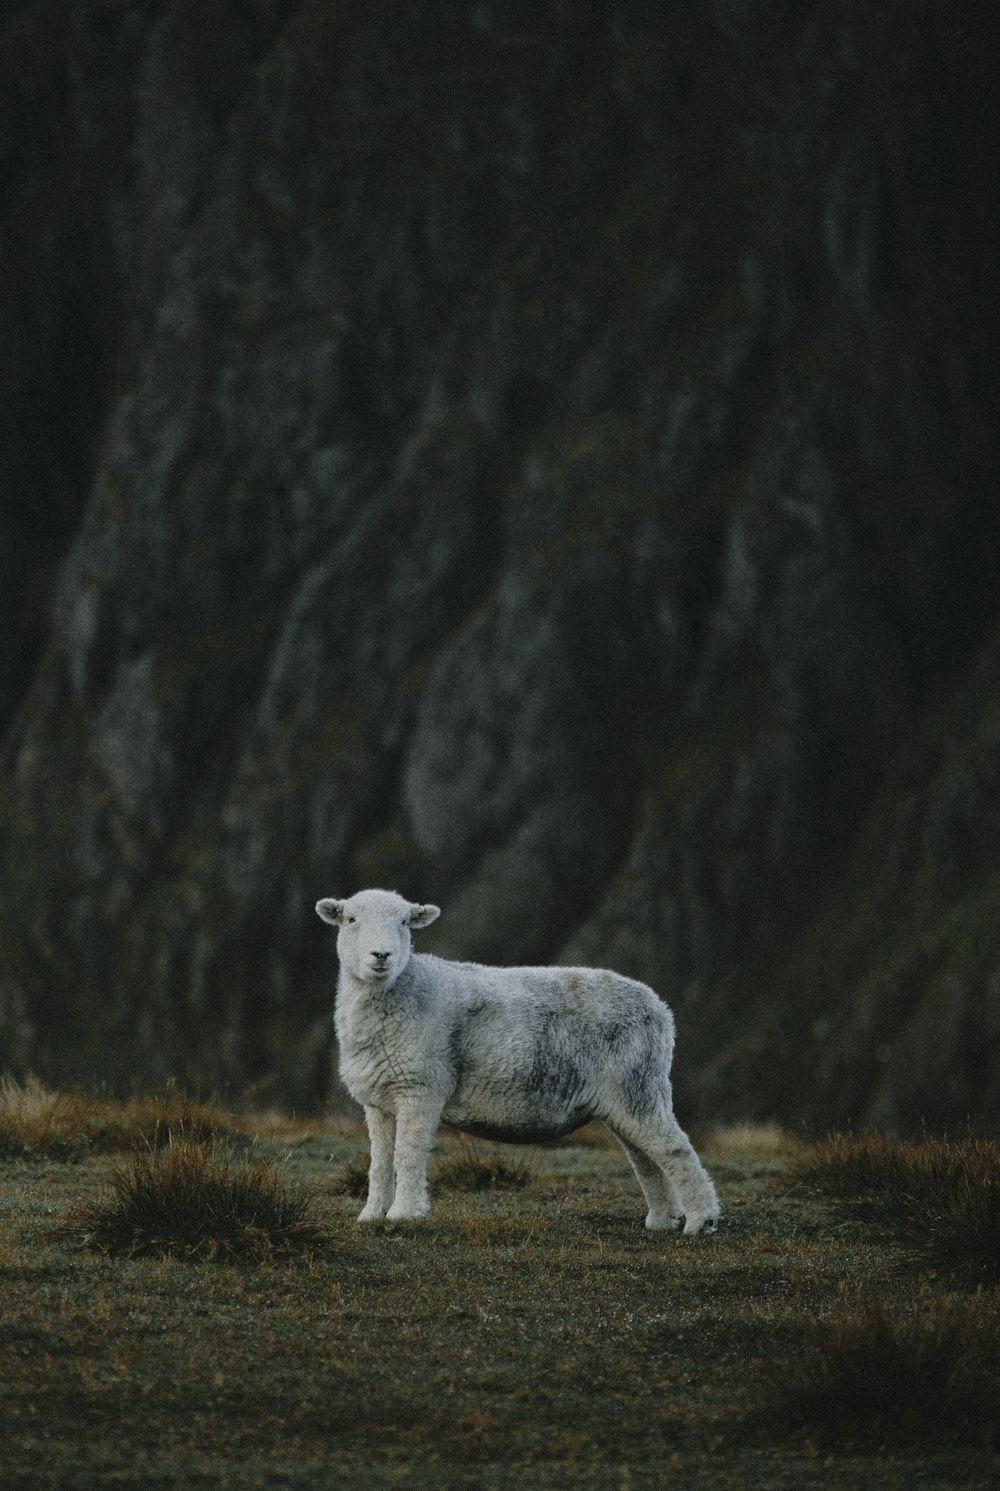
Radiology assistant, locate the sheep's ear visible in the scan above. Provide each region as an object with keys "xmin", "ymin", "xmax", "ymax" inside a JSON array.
[
  {"xmin": 315, "ymin": 898, "xmax": 346, "ymax": 926},
  {"xmin": 407, "ymin": 902, "xmax": 440, "ymax": 929}
]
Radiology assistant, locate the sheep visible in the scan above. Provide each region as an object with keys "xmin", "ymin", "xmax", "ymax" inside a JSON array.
[{"xmin": 315, "ymin": 888, "xmax": 719, "ymax": 1233}]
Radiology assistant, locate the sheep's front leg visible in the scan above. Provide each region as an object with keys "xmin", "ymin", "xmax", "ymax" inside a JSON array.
[
  {"xmin": 359, "ymin": 1105, "xmax": 396, "ymax": 1221},
  {"xmin": 386, "ymin": 1100, "xmax": 440, "ymax": 1220}
]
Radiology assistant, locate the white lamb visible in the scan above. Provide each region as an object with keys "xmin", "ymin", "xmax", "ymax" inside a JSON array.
[{"xmin": 316, "ymin": 888, "xmax": 719, "ymax": 1233}]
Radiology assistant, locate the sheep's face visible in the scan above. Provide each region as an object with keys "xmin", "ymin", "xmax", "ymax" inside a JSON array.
[{"xmin": 315, "ymin": 889, "xmax": 440, "ymax": 986}]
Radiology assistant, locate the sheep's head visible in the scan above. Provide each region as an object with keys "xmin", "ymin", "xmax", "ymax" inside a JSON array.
[{"xmin": 315, "ymin": 888, "xmax": 440, "ymax": 986}]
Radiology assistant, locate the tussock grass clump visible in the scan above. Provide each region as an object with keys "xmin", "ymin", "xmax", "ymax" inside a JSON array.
[
  {"xmin": 434, "ymin": 1148, "xmax": 533, "ymax": 1192},
  {"xmin": 770, "ymin": 1297, "xmax": 1000, "ymax": 1449},
  {"xmin": 77, "ymin": 1142, "xmax": 333, "ymax": 1262},
  {"xmin": 333, "ymin": 1152, "xmax": 371, "ymax": 1197},
  {"xmin": 333, "ymin": 1147, "xmax": 534, "ymax": 1198},
  {"xmin": 791, "ymin": 1130, "xmax": 1000, "ymax": 1287},
  {"xmin": 0, "ymin": 1074, "xmax": 86, "ymax": 1158}
]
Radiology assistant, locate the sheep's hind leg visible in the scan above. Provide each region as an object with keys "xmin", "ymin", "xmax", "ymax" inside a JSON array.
[
  {"xmin": 650, "ymin": 1118, "xmax": 719, "ymax": 1234},
  {"xmin": 359, "ymin": 1106, "xmax": 396, "ymax": 1221},
  {"xmin": 386, "ymin": 1102, "xmax": 440, "ymax": 1220},
  {"xmin": 612, "ymin": 1112, "xmax": 719, "ymax": 1234},
  {"xmin": 612, "ymin": 1132, "xmax": 684, "ymax": 1231}
]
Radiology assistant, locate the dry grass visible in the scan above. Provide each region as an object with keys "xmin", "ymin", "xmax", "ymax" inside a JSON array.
[
  {"xmin": 1, "ymin": 1089, "xmax": 996, "ymax": 1490},
  {"xmin": 74, "ymin": 1141, "xmax": 334, "ymax": 1263},
  {"xmin": 704, "ymin": 1120, "xmax": 793, "ymax": 1155},
  {"xmin": 791, "ymin": 1130, "xmax": 1000, "ymax": 1287},
  {"xmin": 770, "ymin": 1296, "xmax": 1000, "ymax": 1450},
  {"xmin": 0, "ymin": 1072, "xmax": 85, "ymax": 1158},
  {"xmin": 434, "ymin": 1145, "xmax": 534, "ymax": 1192},
  {"xmin": 332, "ymin": 1142, "xmax": 534, "ymax": 1200},
  {"xmin": 0, "ymin": 1073, "xmax": 235, "ymax": 1158},
  {"xmin": 332, "ymin": 1151, "xmax": 371, "ymax": 1197}
]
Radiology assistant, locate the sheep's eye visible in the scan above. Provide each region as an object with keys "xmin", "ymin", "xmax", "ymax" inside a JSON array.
[{"xmin": 346, "ymin": 915, "xmax": 356, "ymax": 925}]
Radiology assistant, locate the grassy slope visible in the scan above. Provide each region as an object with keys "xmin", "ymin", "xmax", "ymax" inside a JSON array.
[{"xmin": 0, "ymin": 1112, "xmax": 995, "ymax": 1490}]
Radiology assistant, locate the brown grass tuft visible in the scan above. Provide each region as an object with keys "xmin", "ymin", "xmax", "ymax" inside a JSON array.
[
  {"xmin": 769, "ymin": 1296, "xmax": 1000, "ymax": 1449},
  {"xmin": 791, "ymin": 1130, "xmax": 1000, "ymax": 1287},
  {"xmin": 434, "ymin": 1147, "xmax": 534, "ymax": 1192},
  {"xmin": 332, "ymin": 1152, "xmax": 372, "ymax": 1198},
  {"xmin": 0, "ymin": 1074, "xmax": 86, "ymax": 1158},
  {"xmin": 331, "ymin": 1145, "xmax": 535, "ymax": 1199},
  {"xmin": 75, "ymin": 1142, "xmax": 335, "ymax": 1262}
]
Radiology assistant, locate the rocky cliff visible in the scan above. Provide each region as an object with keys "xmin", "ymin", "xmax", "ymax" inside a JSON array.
[{"xmin": 2, "ymin": 1, "xmax": 998, "ymax": 1130}]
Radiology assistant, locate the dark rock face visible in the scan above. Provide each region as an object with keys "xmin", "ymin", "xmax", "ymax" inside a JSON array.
[{"xmin": 2, "ymin": 2, "xmax": 998, "ymax": 1129}]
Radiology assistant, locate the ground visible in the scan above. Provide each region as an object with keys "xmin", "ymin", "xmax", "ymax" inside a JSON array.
[{"xmin": 0, "ymin": 1105, "xmax": 995, "ymax": 1490}]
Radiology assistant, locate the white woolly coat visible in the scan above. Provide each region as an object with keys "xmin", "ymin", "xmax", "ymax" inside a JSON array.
[
  {"xmin": 335, "ymin": 950, "xmax": 676, "ymax": 1144},
  {"xmin": 317, "ymin": 888, "xmax": 718, "ymax": 1232}
]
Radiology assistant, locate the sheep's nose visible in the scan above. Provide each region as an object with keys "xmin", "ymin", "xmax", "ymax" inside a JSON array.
[{"xmin": 371, "ymin": 950, "xmax": 390, "ymax": 964}]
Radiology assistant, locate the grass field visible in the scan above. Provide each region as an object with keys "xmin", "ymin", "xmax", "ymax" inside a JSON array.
[{"xmin": 1, "ymin": 1080, "xmax": 997, "ymax": 1490}]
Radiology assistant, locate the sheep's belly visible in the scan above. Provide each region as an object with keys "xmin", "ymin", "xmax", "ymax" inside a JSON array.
[
  {"xmin": 441, "ymin": 1114, "xmax": 589, "ymax": 1146},
  {"xmin": 441, "ymin": 1064, "xmax": 595, "ymax": 1144}
]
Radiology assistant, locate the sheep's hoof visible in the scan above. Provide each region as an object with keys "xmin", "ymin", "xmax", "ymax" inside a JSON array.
[
  {"xmin": 645, "ymin": 1213, "xmax": 684, "ymax": 1231},
  {"xmin": 357, "ymin": 1206, "xmax": 388, "ymax": 1222},
  {"xmin": 682, "ymin": 1215, "xmax": 719, "ymax": 1236},
  {"xmin": 385, "ymin": 1203, "xmax": 430, "ymax": 1221}
]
